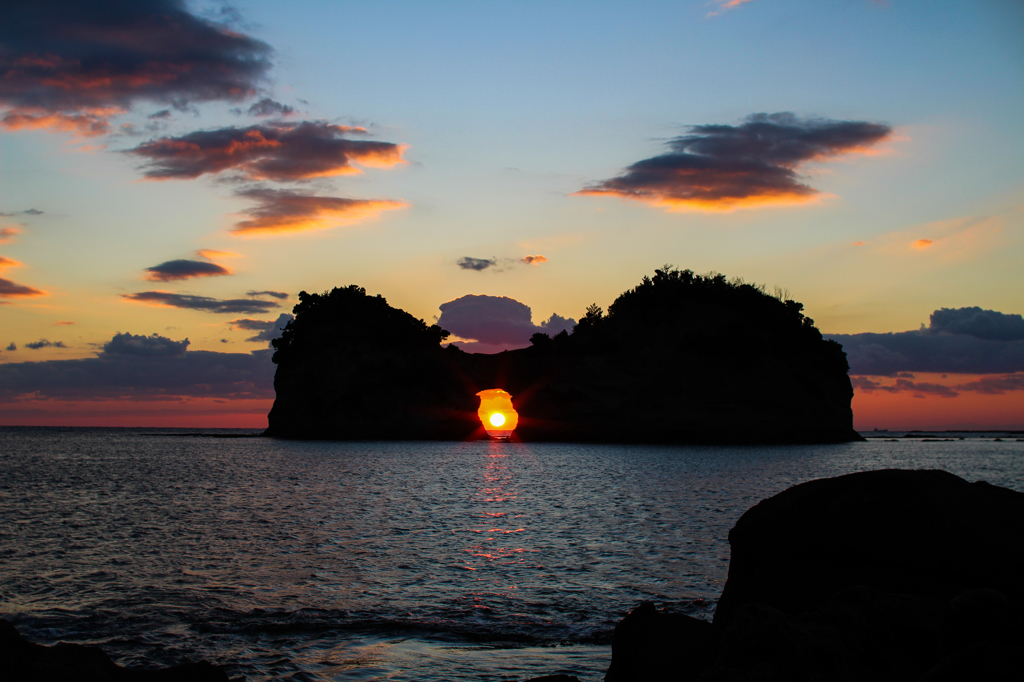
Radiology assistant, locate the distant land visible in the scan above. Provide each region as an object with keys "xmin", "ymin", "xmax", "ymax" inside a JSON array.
[{"xmin": 265, "ymin": 267, "xmax": 859, "ymax": 443}]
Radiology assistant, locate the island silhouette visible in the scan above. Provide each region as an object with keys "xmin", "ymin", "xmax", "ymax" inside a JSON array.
[{"xmin": 264, "ymin": 267, "xmax": 859, "ymax": 443}]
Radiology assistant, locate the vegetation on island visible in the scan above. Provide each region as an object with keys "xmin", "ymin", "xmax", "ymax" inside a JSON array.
[{"xmin": 265, "ymin": 267, "xmax": 858, "ymax": 443}]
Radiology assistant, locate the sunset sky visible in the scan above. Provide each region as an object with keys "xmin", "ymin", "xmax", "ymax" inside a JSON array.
[{"xmin": 1, "ymin": 0, "xmax": 1022, "ymax": 429}]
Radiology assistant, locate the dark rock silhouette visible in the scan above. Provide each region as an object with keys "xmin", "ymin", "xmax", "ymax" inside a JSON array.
[
  {"xmin": 605, "ymin": 470, "xmax": 1024, "ymax": 682},
  {"xmin": 0, "ymin": 619, "xmax": 230, "ymax": 682},
  {"xmin": 266, "ymin": 268, "xmax": 858, "ymax": 443}
]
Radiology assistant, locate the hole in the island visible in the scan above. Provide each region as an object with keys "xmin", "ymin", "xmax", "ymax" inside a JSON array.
[{"xmin": 476, "ymin": 388, "xmax": 518, "ymax": 439}]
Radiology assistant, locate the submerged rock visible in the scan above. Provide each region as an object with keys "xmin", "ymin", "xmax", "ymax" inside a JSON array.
[
  {"xmin": 605, "ymin": 469, "xmax": 1024, "ymax": 682},
  {"xmin": 265, "ymin": 268, "xmax": 859, "ymax": 443},
  {"xmin": 0, "ymin": 619, "xmax": 230, "ymax": 682}
]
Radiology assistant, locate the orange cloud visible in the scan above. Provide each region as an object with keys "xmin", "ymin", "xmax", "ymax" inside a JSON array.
[
  {"xmin": 576, "ymin": 113, "xmax": 891, "ymax": 213},
  {"xmin": 717, "ymin": 0, "xmax": 756, "ymax": 10},
  {"xmin": 53, "ymin": 320, "xmax": 76, "ymax": 326},
  {"xmin": 0, "ymin": 256, "xmax": 23, "ymax": 269},
  {"xmin": 913, "ymin": 238, "xmax": 934, "ymax": 249},
  {"xmin": 707, "ymin": 0, "xmax": 758, "ymax": 17},
  {"xmin": 232, "ymin": 188, "xmax": 407, "ymax": 236},
  {"xmin": 0, "ymin": 107, "xmax": 121, "ymax": 137},
  {"xmin": 196, "ymin": 249, "xmax": 242, "ymax": 260},
  {"xmin": 522, "ymin": 255, "xmax": 548, "ymax": 265},
  {"xmin": 0, "ymin": 227, "xmax": 23, "ymax": 244}
]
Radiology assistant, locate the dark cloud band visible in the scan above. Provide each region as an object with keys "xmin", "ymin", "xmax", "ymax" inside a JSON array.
[
  {"xmin": 0, "ymin": 277, "xmax": 46, "ymax": 298},
  {"xmin": 851, "ymin": 373, "xmax": 1024, "ymax": 398},
  {"xmin": 123, "ymin": 291, "xmax": 280, "ymax": 315},
  {"xmin": 828, "ymin": 307, "xmax": 1024, "ymax": 376},
  {"xmin": 576, "ymin": 112, "xmax": 892, "ymax": 211},
  {"xmin": 0, "ymin": 332, "xmax": 276, "ymax": 401},
  {"xmin": 128, "ymin": 121, "xmax": 404, "ymax": 181},
  {"xmin": 144, "ymin": 258, "xmax": 232, "ymax": 282},
  {"xmin": 246, "ymin": 290, "xmax": 289, "ymax": 300}
]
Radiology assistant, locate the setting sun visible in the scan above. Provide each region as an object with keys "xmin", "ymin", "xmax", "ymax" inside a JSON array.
[{"xmin": 489, "ymin": 413, "xmax": 506, "ymax": 427}]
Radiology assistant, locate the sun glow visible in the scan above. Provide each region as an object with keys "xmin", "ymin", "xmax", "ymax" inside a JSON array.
[{"xmin": 477, "ymin": 388, "xmax": 518, "ymax": 439}]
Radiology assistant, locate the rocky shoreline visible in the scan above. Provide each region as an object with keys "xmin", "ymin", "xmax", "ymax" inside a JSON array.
[
  {"xmin": 7, "ymin": 469, "xmax": 1021, "ymax": 681},
  {"xmin": 600, "ymin": 469, "xmax": 1024, "ymax": 682}
]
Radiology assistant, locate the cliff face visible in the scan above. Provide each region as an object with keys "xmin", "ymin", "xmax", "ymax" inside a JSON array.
[{"xmin": 265, "ymin": 269, "xmax": 859, "ymax": 443}]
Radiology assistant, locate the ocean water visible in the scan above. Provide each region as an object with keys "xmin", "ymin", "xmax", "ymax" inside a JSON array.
[{"xmin": 1, "ymin": 427, "xmax": 1022, "ymax": 681}]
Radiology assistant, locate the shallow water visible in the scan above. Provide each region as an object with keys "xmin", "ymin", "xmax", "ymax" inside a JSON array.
[{"xmin": 1, "ymin": 427, "xmax": 1021, "ymax": 680}]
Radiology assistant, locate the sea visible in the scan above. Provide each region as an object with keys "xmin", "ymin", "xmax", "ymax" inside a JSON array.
[{"xmin": 2, "ymin": 427, "xmax": 1022, "ymax": 681}]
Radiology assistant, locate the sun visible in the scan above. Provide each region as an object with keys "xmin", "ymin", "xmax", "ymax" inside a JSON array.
[{"xmin": 489, "ymin": 413, "xmax": 506, "ymax": 427}]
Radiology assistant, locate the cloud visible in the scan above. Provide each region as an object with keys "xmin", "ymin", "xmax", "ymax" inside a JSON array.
[
  {"xmin": 0, "ymin": 277, "xmax": 46, "ymax": 298},
  {"xmin": 53, "ymin": 321, "xmax": 75, "ymax": 326},
  {"xmin": 576, "ymin": 112, "xmax": 892, "ymax": 211},
  {"xmin": 246, "ymin": 290, "xmax": 289, "ymax": 300},
  {"xmin": 927, "ymin": 307, "xmax": 1024, "ymax": 341},
  {"xmin": 852, "ymin": 373, "xmax": 1024, "ymax": 398},
  {"xmin": 246, "ymin": 98, "xmax": 295, "ymax": 117},
  {"xmin": 122, "ymin": 291, "xmax": 280, "ymax": 314},
  {"xmin": 827, "ymin": 306, "xmax": 1024, "ymax": 375},
  {"xmin": 104, "ymin": 331, "xmax": 188, "ymax": 357},
  {"xmin": 232, "ymin": 188, "xmax": 407, "ymax": 236},
  {"xmin": 436, "ymin": 294, "xmax": 576, "ymax": 353},
  {"xmin": 144, "ymin": 258, "xmax": 233, "ymax": 282},
  {"xmin": 0, "ymin": 209, "xmax": 42, "ymax": 216},
  {"xmin": 128, "ymin": 121, "xmax": 404, "ymax": 181},
  {"xmin": 148, "ymin": 110, "xmax": 172, "ymax": 120},
  {"xmin": 457, "ymin": 255, "xmax": 549, "ymax": 271},
  {"xmin": 0, "ymin": 257, "xmax": 49, "ymax": 298},
  {"xmin": 0, "ymin": 227, "xmax": 23, "ymax": 243},
  {"xmin": 708, "ymin": 0, "xmax": 757, "ymax": 16},
  {"xmin": 913, "ymin": 239, "xmax": 933, "ymax": 249},
  {"xmin": 0, "ymin": 332, "xmax": 276, "ymax": 402},
  {"xmin": 5, "ymin": 343, "xmax": 15, "ymax": 351},
  {"xmin": 458, "ymin": 257, "xmax": 497, "ymax": 271},
  {"xmin": 25, "ymin": 339, "xmax": 67, "ymax": 350},
  {"xmin": 230, "ymin": 312, "xmax": 293, "ymax": 342},
  {"xmin": 952, "ymin": 373, "xmax": 1024, "ymax": 395},
  {"xmin": 231, "ymin": 318, "xmax": 273, "ymax": 330},
  {"xmin": 0, "ymin": 0, "xmax": 272, "ymax": 137},
  {"xmin": 196, "ymin": 249, "xmax": 242, "ymax": 260}
]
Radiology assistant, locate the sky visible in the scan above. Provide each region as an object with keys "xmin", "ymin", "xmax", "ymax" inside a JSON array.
[{"xmin": 1, "ymin": 0, "xmax": 1022, "ymax": 430}]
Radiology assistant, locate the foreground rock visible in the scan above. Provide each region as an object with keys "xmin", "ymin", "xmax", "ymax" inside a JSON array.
[
  {"xmin": 0, "ymin": 620, "xmax": 231, "ymax": 682},
  {"xmin": 266, "ymin": 268, "xmax": 858, "ymax": 444},
  {"xmin": 606, "ymin": 469, "xmax": 1024, "ymax": 681}
]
